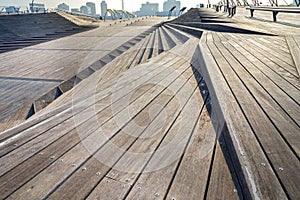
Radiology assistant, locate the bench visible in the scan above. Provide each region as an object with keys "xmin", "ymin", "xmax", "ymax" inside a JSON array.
[{"xmin": 246, "ymin": 6, "xmax": 300, "ymax": 22}]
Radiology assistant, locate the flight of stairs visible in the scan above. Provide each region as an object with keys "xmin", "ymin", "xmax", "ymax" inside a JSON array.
[
  {"xmin": 0, "ymin": 12, "xmax": 92, "ymax": 53},
  {"xmin": 0, "ymin": 22, "xmax": 193, "ymax": 132}
]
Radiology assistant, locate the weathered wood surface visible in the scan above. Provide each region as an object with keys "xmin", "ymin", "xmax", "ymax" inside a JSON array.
[
  {"xmin": 286, "ymin": 35, "xmax": 300, "ymax": 78},
  {"xmin": 0, "ymin": 16, "xmax": 168, "ymax": 132},
  {"xmin": 1, "ymin": 7, "xmax": 300, "ymax": 200},
  {"xmin": 192, "ymin": 8, "xmax": 300, "ymax": 199}
]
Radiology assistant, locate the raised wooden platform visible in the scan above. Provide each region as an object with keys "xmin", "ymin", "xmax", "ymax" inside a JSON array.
[{"xmin": 0, "ymin": 8, "xmax": 299, "ymax": 200}]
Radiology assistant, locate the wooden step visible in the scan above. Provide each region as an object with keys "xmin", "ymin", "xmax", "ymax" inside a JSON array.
[
  {"xmin": 139, "ymin": 31, "xmax": 155, "ymax": 63},
  {"xmin": 163, "ymin": 24, "xmax": 190, "ymax": 43},
  {"xmin": 157, "ymin": 27, "xmax": 164, "ymax": 54},
  {"xmin": 160, "ymin": 25, "xmax": 177, "ymax": 48}
]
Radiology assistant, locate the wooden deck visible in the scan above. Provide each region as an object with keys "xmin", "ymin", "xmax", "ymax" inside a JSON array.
[
  {"xmin": 0, "ymin": 15, "xmax": 169, "ymax": 132},
  {"xmin": 0, "ymin": 8, "xmax": 299, "ymax": 199}
]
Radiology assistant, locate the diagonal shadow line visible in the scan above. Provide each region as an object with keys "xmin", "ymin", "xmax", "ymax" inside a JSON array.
[
  {"xmin": 245, "ymin": 16, "xmax": 300, "ymax": 29},
  {"xmin": 170, "ymin": 22, "xmax": 277, "ymax": 36}
]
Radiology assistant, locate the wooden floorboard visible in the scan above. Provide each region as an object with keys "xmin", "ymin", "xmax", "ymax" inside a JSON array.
[
  {"xmin": 0, "ymin": 17, "xmax": 165, "ymax": 132},
  {"xmin": 122, "ymin": 84, "xmax": 205, "ymax": 200},
  {"xmin": 0, "ymin": 59, "xmax": 182, "ymax": 198},
  {"xmin": 0, "ymin": 56, "xmax": 182, "ymax": 176},
  {"xmin": 208, "ymin": 41, "xmax": 300, "ymax": 199},
  {"xmin": 233, "ymin": 34, "xmax": 298, "ymax": 77},
  {"xmin": 1, "ymin": 7, "xmax": 299, "ymax": 200},
  {"xmin": 1, "ymin": 54, "xmax": 193, "ymax": 199},
  {"xmin": 217, "ymin": 38, "xmax": 300, "ymax": 156},
  {"xmin": 201, "ymin": 37, "xmax": 287, "ymax": 199},
  {"xmin": 221, "ymin": 33, "xmax": 300, "ymax": 91},
  {"xmin": 79, "ymin": 67, "xmax": 200, "ymax": 200},
  {"xmin": 286, "ymin": 35, "xmax": 300, "ymax": 78},
  {"xmin": 165, "ymin": 104, "xmax": 217, "ymax": 200},
  {"xmin": 205, "ymin": 141, "xmax": 239, "ymax": 200}
]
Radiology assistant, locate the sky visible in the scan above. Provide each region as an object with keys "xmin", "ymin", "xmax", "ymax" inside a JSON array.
[
  {"xmin": 0, "ymin": 0, "xmax": 295, "ymax": 13},
  {"xmin": 0, "ymin": 0, "xmax": 205, "ymax": 13}
]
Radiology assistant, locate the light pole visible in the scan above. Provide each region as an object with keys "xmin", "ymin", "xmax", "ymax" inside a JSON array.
[{"xmin": 31, "ymin": 0, "xmax": 34, "ymax": 13}]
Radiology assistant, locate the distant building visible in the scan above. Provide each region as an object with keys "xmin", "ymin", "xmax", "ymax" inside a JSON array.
[
  {"xmin": 4, "ymin": 6, "xmax": 19, "ymax": 14},
  {"xmin": 163, "ymin": 0, "xmax": 181, "ymax": 16},
  {"xmin": 57, "ymin": 3, "xmax": 69, "ymax": 11},
  {"xmin": 156, "ymin": 11, "xmax": 169, "ymax": 16},
  {"xmin": 29, "ymin": 3, "xmax": 45, "ymax": 13},
  {"xmin": 71, "ymin": 8, "xmax": 80, "ymax": 13},
  {"xmin": 101, "ymin": 1, "xmax": 108, "ymax": 17},
  {"xmin": 80, "ymin": 5, "xmax": 91, "ymax": 15},
  {"xmin": 86, "ymin": 2, "xmax": 96, "ymax": 16},
  {"xmin": 136, "ymin": 2, "xmax": 159, "ymax": 16}
]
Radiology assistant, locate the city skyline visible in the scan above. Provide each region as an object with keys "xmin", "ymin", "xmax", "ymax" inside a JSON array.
[
  {"xmin": 0, "ymin": 0, "xmax": 296, "ymax": 13},
  {"xmin": 0, "ymin": 0, "xmax": 203, "ymax": 13}
]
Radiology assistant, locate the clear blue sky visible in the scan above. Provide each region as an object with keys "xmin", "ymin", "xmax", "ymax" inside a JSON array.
[
  {"xmin": 0, "ymin": 0, "xmax": 207, "ymax": 13},
  {"xmin": 0, "ymin": 0, "xmax": 294, "ymax": 13}
]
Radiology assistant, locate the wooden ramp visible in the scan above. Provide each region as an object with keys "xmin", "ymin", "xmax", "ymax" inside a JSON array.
[
  {"xmin": 191, "ymin": 8, "xmax": 300, "ymax": 200},
  {"xmin": 0, "ymin": 37, "xmax": 239, "ymax": 199},
  {"xmin": 0, "ymin": 16, "xmax": 179, "ymax": 132},
  {"xmin": 0, "ymin": 7, "xmax": 299, "ymax": 200}
]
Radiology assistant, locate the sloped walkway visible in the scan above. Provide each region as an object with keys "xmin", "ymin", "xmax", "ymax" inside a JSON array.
[{"xmin": 0, "ymin": 7, "xmax": 299, "ymax": 200}]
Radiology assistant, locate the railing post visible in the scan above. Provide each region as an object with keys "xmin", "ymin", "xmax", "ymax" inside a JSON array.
[
  {"xmin": 250, "ymin": 9, "xmax": 254, "ymax": 17},
  {"xmin": 272, "ymin": 11, "xmax": 278, "ymax": 22}
]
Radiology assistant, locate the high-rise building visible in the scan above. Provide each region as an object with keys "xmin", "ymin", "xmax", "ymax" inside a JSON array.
[
  {"xmin": 29, "ymin": 3, "xmax": 45, "ymax": 13},
  {"xmin": 57, "ymin": 3, "xmax": 69, "ymax": 11},
  {"xmin": 163, "ymin": 0, "xmax": 181, "ymax": 15},
  {"xmin": 136, "ymin": 2, "xmax": 159, "ymax": 16},
  {"xmin": 86, "ymin": 2, "xmax": 96, "ymax": 16},
  {"xmin": 80, "ymin": 5, "xmax": 90, "ymax": 15},
  {"xmin": 71, "ymin": 8, "xmax": 80, "ymax": 13},
  {"xmin": 101, "ymin": 1, "xmax": 107, "ymax": 17}
]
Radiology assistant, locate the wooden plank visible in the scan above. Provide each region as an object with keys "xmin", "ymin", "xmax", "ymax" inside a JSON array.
[
  {"xmin": 286, "ymin": 35, "xmax": 300, "ymax": 78},
  {"xmin": 209, "ymin": 41, "xmax": 300, "ymax": 199},
  {"xmin": 0, "ymin": 56, "xmax": 182, "ymax": 175},
  {"xmin": 224, "ymin": 37, "xmax": 300, "ymax": 115},
  {"xmin": 234, "ymin": 36, "xmax": 298, "ymax": 79},
  {"xmin": 165, "ymin": 103, "xmax": 217, "ymax": 200},
  {"xmin": 77, "ymin": 66, "xmax": 197, "ymax": 200},
  {"xmin": 140, "ymin": 31, "xmax": 155, "ymax": 63},
  {"xmin": 250, "ymin": 37, "xmax": 292, "ymax": 60},
  {"xmin": 163, "ymin": 24, "xmax": 191, "ymax": 41},
  {"xmin": 233, "ymin": 34, "xmax": 298, "ymax": 77},
  {"xmin": 257, "ymin": 37, "xmax": 291, "ymax": 57},
  {"xmin": 201, "ymin": 40, "xmax": 287, "ymax": 199},
  {"xmin": 0, "ymin": 58, "xmax": 183, "ymax": 198},
  {"xmin": 123, "ymin": 84, "xmax": 205, "ymax": 199},
  {"xmin": 216, "ymin": 37, "xmax": 300, "ymax": 156},
  {"xmin": 4, "ymin": 58, "xmax": 189, "ymax": 199},
  {"xmin": 152, "ymin": 29, "xmax": 159, "ymax": 57},
  {"xmin": 206, "ymin": 140, "xmax": 240, "ymax": 200},
  {"xmin": 0, "ymin": 102, "xmax": 32, "ymax": 133},
  {"xmin": 221, "ymin": 33, "xmax": 300, "ymax": 90},
  {"xmin": 0, "ymin": 55, "xmax": 175, "ymax": 152},
  {"xmin": 160, "ymin": 26, "xmax": 177, "ymax": 48},
  {"xmin": 157, "ymin": 27, "xmax": 164, "ymax": 53},
  {"xmin": 128, "ymin": 34, "xmax": 152, "ymax": 68}
]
